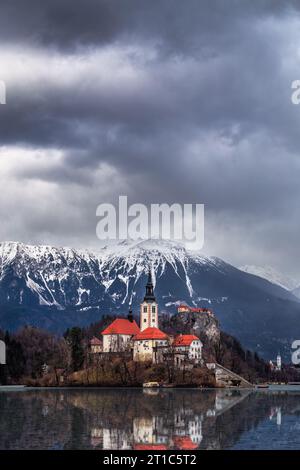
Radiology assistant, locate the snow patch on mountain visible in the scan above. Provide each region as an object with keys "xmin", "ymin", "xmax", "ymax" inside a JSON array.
[
  {"xmin": 239, "ymin": 265, "xmax": 299, "ymax": 291},
  {"xmin": 26, "ymin": 275, "xmax": 51, "ymax": 306},
  {"xmin": 292, "ymin": 285, "xmax": 300, "ymax": 299},
  {"xmin": 0, "ymin": 239, "xmax": 222, "ymax": 308},
  {"xmin": 1, "ymin": 240, "xmax": 300, "ymax": 360}
]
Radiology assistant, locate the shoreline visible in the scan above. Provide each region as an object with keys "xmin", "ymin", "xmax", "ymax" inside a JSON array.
[{"xmin": 1, "ymin": 384, "xmax": 299, "ymax": 392}]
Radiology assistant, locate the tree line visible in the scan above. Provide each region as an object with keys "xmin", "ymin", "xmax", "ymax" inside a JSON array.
[{"xmin": 1, "ymin": 315, "xmax": 299, "ymax": 385}]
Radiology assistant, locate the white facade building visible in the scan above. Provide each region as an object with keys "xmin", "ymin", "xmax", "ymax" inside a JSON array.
[
  {"xmin": 172, "ymin": 335, "xmax": 203, "ymax": 368},
  {"xmin": 133, "ymin": 327, "xmax": 169, "ymax": 363},
  {"xmin": 101, "ymin": 318, "xmax": 140, "ymax": 352}
]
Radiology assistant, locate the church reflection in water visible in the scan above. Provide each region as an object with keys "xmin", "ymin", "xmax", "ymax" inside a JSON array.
[
  {"xmin": 89, "ymin": 389, "xmax": 252, "ymax": 450},
  {"xmin": 0, "ymin": 388, "xmax": 299, "ymax": 450}
]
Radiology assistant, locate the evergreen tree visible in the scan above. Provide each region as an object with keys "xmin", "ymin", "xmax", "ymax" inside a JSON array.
[
  {"xmin": 5, "ymin": 332, "xmax": 26, "ymax": 380},
  {"xmin": 64, "ymin": 327, "xmax": 84, "ymax": 372}
]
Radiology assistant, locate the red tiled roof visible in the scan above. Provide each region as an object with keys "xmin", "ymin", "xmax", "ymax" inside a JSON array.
[
  {"xmin": 134, "ymin": 444, "xmax": 168, "ymax": 451},
  {"xmin": 173, "ymin": 334, "xmax": 200, "ymax": 346},
  {"xmin": 101, "ymin": 318, "xmax": 140, "ymax": 336},
  {"xmin": 134, "ymin": 327, "xmax": 168, "ymax": 341},
  {"xmin": 178, "ymin": 305, "xmax": 213, "ymax": 314},
  {"xmin": 90, "ymin": 337, "xmax": 102, "ymax": 345},
  {"xmin": 173, "ymin": 436, "xmax": 198, "ymax": 450}
]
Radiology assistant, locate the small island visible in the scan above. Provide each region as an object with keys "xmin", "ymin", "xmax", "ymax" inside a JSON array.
[{"xmin": 1, "ymin": 270, "xmax": 298, "ymax": 389}]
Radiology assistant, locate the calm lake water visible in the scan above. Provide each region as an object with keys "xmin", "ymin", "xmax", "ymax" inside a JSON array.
[{"xmin": 1, "ymin": 387, "xmax": 300, "ymax": 450}]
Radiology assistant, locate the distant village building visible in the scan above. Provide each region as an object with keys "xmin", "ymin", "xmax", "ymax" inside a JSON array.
[
  {"xmin": 101, "ymin": 318, "xmax": 140, "ymax": 352},
  {"xmin": 90, "ymin": 337, "xmax": 102, "ymax": 354},
  {"xmin": 277, "ymin": 353, "xmax": 282, "ymax": 371},
  {"xmin": 172, "ymin": 334, "xmax": 203, "ymax": 367},
  {"xmin": 269, "ymin": 353, "xmax": 282, "ymax": 371}
]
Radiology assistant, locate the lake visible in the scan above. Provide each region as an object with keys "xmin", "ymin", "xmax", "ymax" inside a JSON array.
[{"xmin": 0, "ymin": 387, "xmax": 300, "ymax": 450}]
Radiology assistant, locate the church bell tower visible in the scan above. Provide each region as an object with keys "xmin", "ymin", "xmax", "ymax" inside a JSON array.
[{"xmin": 140, "ymin": 270, "xmax": 158, "ymax": 331}]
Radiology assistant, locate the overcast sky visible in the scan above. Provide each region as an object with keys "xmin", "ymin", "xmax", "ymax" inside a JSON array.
[{"xmin": 1, "ymin": 1, "xmax": 300, "ymax": 277}]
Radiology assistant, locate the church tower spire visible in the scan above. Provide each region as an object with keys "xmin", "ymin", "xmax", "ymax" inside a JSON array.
[
  {"xmin": 140, "ymin": 269, "xmax": 158, "ymax": 331},
  {"xmin": 144, "ymin": 270, "xmax": 156, "ymax": 302}
]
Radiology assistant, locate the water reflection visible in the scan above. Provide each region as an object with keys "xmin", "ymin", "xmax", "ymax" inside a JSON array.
[{"xmin": 1, "ymin": 388, "xmax": 300, "ymax": 449}]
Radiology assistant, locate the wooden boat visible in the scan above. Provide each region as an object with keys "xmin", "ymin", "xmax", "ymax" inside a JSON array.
[
  {"xmin": 143, "ymin": 381, "xmax": 160, "ymax": 388},
  {"xmin": 256, "ymin": 384, "xmax": 269, "ymax": 389}
]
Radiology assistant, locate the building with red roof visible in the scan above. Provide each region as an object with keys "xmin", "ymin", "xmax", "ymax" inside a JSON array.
[
  {"xmin": 177, "ymin": 304, "xmax": 213, "ymax": 316},
  {"xmin": 172, "ymin": 334, "xmax": 203, "ymax": 367},
  {"xmin": 134, "ymin": 327, "xmax": 168, "ymax": 341},
  {"xmin": 89, "ymin": 336, "xmax": 102, "ymax": 354},
  {"xmin": 101, "ymin": 318, "xmax": 140, "ymax": 353},
  {"xmin": 101, "ymin": 318, "xmax": 140, "ymax": 336},
  {"xmin": 133, "ymin": 327, "xmax": 169, "ymax": 363},
  {"xmin": 173, "ymin": 334, "xmax": 199, "ymax": 347}
]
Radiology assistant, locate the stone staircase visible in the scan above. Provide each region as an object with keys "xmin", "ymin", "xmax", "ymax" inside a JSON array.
[{"xmin": 207, "ymin": 363, "xmax": 253, "ymax": 388}]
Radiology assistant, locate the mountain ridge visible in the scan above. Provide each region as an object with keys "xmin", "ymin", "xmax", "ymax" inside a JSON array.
[
  {"xmin": 239, "ymin": 264, "xmax": 299, "ymax": 292},
  {"xmin": 0, "ymin": 239, "xmax": 300, "ymax": 360}
]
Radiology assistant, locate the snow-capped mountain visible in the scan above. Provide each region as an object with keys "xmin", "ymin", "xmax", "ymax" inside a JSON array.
[
  {"xmin": 0, "ymin": 239, "xmax": 300, "ymax": 360},
  {"xmin": 239, "ymin": 265, "xmax": 299, "ymax": 291},
  {"xmin": 0, "ymin": 239, "xmax": 210, "ymax": 308},
  {"xmin": 292, "ymin": 286, "xmax": 300, "ymax": 299}
]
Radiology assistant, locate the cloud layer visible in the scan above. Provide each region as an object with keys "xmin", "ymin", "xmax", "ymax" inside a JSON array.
[{"xmin": 1, "ymin": 1, "xmax": 300, "ymax": 277}]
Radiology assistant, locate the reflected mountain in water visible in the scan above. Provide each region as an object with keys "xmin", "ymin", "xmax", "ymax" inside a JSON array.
[{"xmin": 1, "ymin": 388, "xmax": 300, "ymax": 450}]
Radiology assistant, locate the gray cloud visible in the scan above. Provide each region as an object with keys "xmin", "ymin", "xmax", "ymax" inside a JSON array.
[
  {"xmin": 0, "ymin": 1, "xmax": 298, "ymax": 51},
  {"xmin": 0, "ymin": 1, "xmax": 300, "ymax": 278}
]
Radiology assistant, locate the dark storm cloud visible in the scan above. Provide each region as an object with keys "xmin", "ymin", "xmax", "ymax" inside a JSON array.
[
  {"xmin": 0, "ymin": 0, "xmax": 298, "ymax": 51},
  {"xmin": 1, "ymin": 1, "xmax": 300, "ymax": 277}
]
